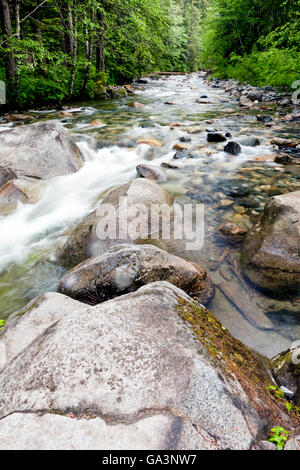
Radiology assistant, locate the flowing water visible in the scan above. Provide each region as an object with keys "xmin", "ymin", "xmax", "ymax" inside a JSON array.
[{"xmin": 0, "ymin": 72, "xmax": 299, "ymax": 357}]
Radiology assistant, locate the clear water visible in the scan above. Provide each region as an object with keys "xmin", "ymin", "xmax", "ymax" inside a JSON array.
[{"xmin": 0, "ymin": 73, "xmax": 299, "ymax": 357}]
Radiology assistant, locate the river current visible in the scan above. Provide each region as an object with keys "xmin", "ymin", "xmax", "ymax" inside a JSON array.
[{"xmin": 0, "ymin": 72, "xmax": 299, "ymax": 357}]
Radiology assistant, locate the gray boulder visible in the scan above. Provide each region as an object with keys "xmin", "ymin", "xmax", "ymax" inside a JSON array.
[
  {"xmin": 136, "ymin": 164, "xmax": 167, "ymax": 182},
  {"xmin": 0, "ymin": 293, "xmax": 86, "ymax": 371},
  {"xmin": 57, "ymin": 244, "xmax": 214, "ymax": 306},
  {"xmin": 0, "ymin": 282, "xmax": 295, "ymax": 450},
  {"xmin": 247, "ymin": 89, "xmax": 263, "ymax": 102},
  {"xmin": 241, "ymin": 191, "xmax": 300, "ymax": 296},
  {"xmin": 0, "ymin": 121, "xmax": 83, "ymax": 183},
  {"xmin": 58, "ymin": 179, "xmax": 173, "ymax": 269}
]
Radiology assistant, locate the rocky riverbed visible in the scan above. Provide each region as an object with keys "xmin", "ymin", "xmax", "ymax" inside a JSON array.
[{"xmin": 0, "ymin": 72, "xmax": 299, "ymax": 449}]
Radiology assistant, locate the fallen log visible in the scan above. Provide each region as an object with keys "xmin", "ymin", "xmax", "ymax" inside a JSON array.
[
  {"xmin": 210, "ymin": 247, "xmax": 230, "ymax": 271},
  {"xmin": 216, "ymin": 281, "xmax": 274, "ymax": 331}
]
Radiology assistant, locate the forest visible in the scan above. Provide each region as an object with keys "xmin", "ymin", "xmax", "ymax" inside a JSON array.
[{"xmin": 0, "ymin": 0, "xmax": 299, "ymax": 108}]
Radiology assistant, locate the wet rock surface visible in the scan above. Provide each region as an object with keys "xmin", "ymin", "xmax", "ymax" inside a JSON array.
[
  {"xmin": 58, "ymin": 178, "xmax": 173, "ymax": 269},
  {"xmin": 241, "ymin": 191, "xmax": 300, "ymax": 296},
  {"xmin": 136, "ymin": 163, "xmax": 167, "ymax": 182},
  {"xmin": 0, "ymin": 121, "xmax": 83, "ymax": 183},
  {"xmin": 57, "ymin": 244, "xmax": 214, "ymax": 306}
]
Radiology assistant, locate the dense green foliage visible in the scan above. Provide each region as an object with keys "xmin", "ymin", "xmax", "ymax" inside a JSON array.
[
  {"xmin": 0, "ymin": 0, "xmax": 205, "ymax": 108},
  {"xmin": 1, "ymin": 0, "xmax": 299, "ymax": 108},
  {"xmin": 200, "ymin": 0, "xmax": 300, "ymax": 87}
]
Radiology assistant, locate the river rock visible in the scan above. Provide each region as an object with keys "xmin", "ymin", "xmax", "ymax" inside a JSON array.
[
  {"xmin": 241, "ymin": 191, "xmax": 300, "ymax": 296},
  {"xmin": 173, "ymin": 142, "xmax": 189, "ymax": 151},
  {"xmin": 57, "ymin": 244, "xmax": 214, "ymax": 306},
  {"xmin": 239, "ymin": 96, "xmax": 255, "ymax": 108},
  {"xmin": 216, "ymin": 222, "xmax": 247, "ymax": 244},
  {"xmin": 0, "ymin": 121, "xmax": 83, "ymax": 183},
  {"xmin": 207, "ymin": 132, "xmax": 227, "ymax": 143},
  {"xmin": 285, "ymin": 436, "xmax": 300, "ymax": 451},
  {"xmin": 136, "ymin": 164, "xmax": 167, "ymax": 182},
  {"xmin": 257, "ymin": 115, "xmax": 273, "ymax": 123},
  {"xmin": 271, "ymin": 138, "xmax": 297, "ymax": 148},
  {"xmin": 224, "ymin": 141, "xmax": 241, "ymax": 155},
  {"xmin": 0, "ymin": 179, "xmax": 34, "ymax": 211},
  {"xmin": 89, "ymin": 119, "xmax": 105, "ymax": 127},
  {"xmin": 0, "ymin": 282, "xmax": 296, "ymax": 450},
  {"xmin": 59, "ymin": 111, "xmax": 73, "ymax": 118},
  {"xmin": 274, "ymin": 153, "xmax": 300, "ymax": 165},
  {"xmin": 4, "ymin": 113, "xmax": 34, "ymax": 123},
  {"xmin": 256, "ymin": 440, "xmax": 277, "ymax": 451},
  {"xmin": 129, "ymin": 102, "xmax": 144, "ymax": 108},
  {"xmin": 106, "ymin": 86, "xmax": 127, "ymax": 99},
  {"xmin": 247, "ymin": 89, "xmax": 262, "ymax": 102},
  {"xmin": 57, "ymin": 179, "xmax": 173, "ymax": 269},
  {"xmin": 240, "ymin": 137, "xmax": 260, "ymax": 147},
  {"xmin": 136, "ymin": 139, "xmax": 162, "ymax": 147},
  {"xmin": 0, "ymin": 293, "xmax": 86, "ymax": 371},
  {"xmin": 271, "ymin": 345, "xmax": 300, "ymax": 406}
]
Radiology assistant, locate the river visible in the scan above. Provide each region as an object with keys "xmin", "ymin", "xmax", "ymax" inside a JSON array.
[{"xmin": 0, "ymin": 72, "xmax": 299, "ymax": 357}]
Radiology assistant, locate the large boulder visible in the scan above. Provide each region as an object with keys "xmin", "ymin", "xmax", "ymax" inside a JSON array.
[
  {"xmin": 0, "ymin": 293, "xmax": 86, "ymax": 371},
  {"xmin": 57, "ymin": 244, "xmax": 214, "ymax": 306},
  {"xmin": 57, "ymin": 179, "xmax": 173, "ymax": 269},
  {"xmin": 0, "ymin": 282, "xmax": 297, "ymax": 450},
  {"xmin": 0, "ymin": 121, "xmax": 83, "ymax": 183},
  {"xmin": 241, "ymin": 191, "xmax": 300, "ymax": 296}
]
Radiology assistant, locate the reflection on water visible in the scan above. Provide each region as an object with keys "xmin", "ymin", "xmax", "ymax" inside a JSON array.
[{"xmin": 0, "ymin": 73, "xmax": 299, "ymax": 357}]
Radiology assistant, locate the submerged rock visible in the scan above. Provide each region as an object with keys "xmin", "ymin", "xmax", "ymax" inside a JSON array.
[
  {"xmin": 216, "ymin": 222, "xmax": 247, "ymax": 244},
  {"xmin": 57, "ymin": 179, "xmax": 173, "ymax": 269},
  {"xmin": 241, "ymin": 191, "xmax": 300, "ymax": 296},
  {"xmin": 257, "ymin": 115, "xmax": 273, "ymax": 123},
  {"xmin": 129, "ymin": 102, "xmax": 144, "ymax": 108},
  {"xmin": 136, "ymin": 139, "xmax": 162, "ymax": 147},
  {"xmin": 0, "ymin": 282, "xmax": 296, "ymax": 450},
  {"xmin": 240, "ymin": 137, "xmax": 260, "ymax": 147},
  {"xmin": 57, "ymin": 244, "xmax": 214, "ymax": 306}
]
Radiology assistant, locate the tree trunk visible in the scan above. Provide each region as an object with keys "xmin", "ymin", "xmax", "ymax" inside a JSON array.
[
  {"xmin": 82, "ymin": 5, "xmax": 95, "ymax": 93},
  {"xmin": 36, "ymin": 23, "xmax": 48, "ymax": 76},
  {"xmin": 15, "ymin": 0, "xmax": 20, "ymax": 39},
  {"xmin": 96, "ymin": 18, "xmax": 105, "ymax": 74},
  {"xmin": 67, "ymin": 3, "xmax": 74, "ymax": 57},
  {"xmin": 1, "ymin": 0, "xmax": 17, "ymax": 87},
  {"xmin": 69, "ymin": 0, "xmax": 78, "ymax": 96}
]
